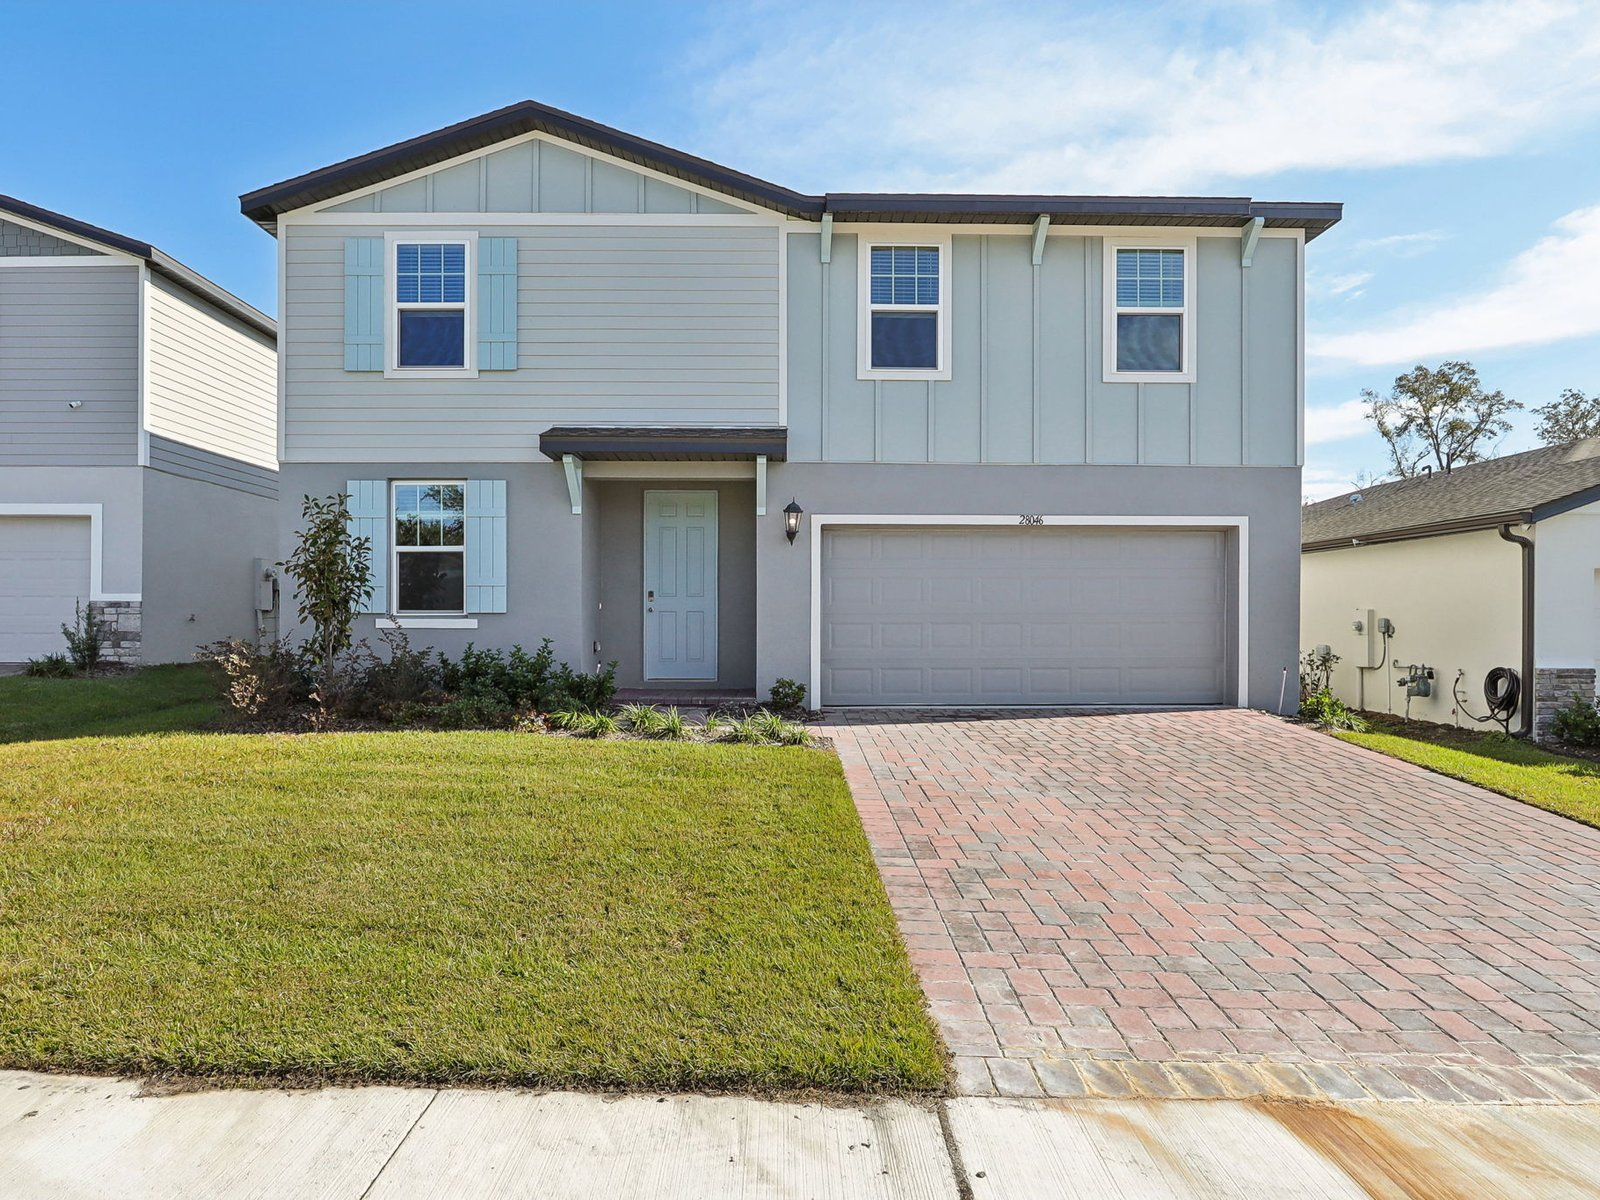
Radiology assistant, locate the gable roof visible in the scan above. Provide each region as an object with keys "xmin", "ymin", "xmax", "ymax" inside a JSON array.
[
  {"xmin": 239, "ymin": 98, "xmax": 1341, "ymax": 239},
  {"xmin": 1302, "ymin": 439, "xmax": 1600, "ymax": 550},
  {"xmin": 0, "ymin": 194, "xmax": 275, "ymax": 339}
]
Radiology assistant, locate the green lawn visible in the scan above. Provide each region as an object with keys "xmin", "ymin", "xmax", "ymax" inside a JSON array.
[
  {"xmin": 0, "ymin": 671, "xmax": 942, "ymax": 1092},
  {"xmin": 0, "ymin": 664, "xmax": 219, "ymax": 743},
  {"xmin": 1338, "ymin": 720, "xmax": 1600, "ymax": 830}
]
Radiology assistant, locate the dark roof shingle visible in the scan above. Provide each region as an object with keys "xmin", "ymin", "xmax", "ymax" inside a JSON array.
[{"xmin": 1302, "ymin": 439, "xmax": 1600, "ymax": 548}]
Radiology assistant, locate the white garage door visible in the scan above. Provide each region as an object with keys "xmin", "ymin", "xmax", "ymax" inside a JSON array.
[
  {"xmin": 820, "ymin": 526, "xmax": 1229, "ymax": 706},
  {"xmin": 0, "ymin": 516, "xmax": 93, "ymax": 661}
]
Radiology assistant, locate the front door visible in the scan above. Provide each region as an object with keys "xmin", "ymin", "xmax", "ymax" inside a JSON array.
[{"xmin": 643, "ymin": 490, "xmax": 718, "ymax": 681}]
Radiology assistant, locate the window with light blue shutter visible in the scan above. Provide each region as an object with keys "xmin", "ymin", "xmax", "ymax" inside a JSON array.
[
  {"xmin": 343, "ymin": 239, "xmax": 384, "ymax": 371},
  {"xmin": 476, "ymin": 238, "xmax": 518, "ymax": 370},
  {"xmin": 464, "ymin": 480, "xmax": 508, "ymax": 613},
  {"xmin": 345, "ymin": 480, "xmax": 389, "ymax": 613}
]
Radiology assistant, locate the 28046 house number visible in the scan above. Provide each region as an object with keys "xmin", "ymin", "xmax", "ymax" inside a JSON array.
[{"xmin": 1018, "ymin": 514, "xmax": 1045, "ymax": 525}]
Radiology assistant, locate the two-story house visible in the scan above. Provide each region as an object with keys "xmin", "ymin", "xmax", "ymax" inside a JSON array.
[
  {"xmin": 242, "ymin": 100, "xmax": 1339, "ymax": 708},
  {"xmin": 0, "ymin": 196, "xmax": 278, "ymax": 665}
]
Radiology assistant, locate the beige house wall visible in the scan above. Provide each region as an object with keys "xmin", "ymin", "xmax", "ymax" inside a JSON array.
[{"xmin": 1300, "ymin": 529, "xmax": 1522, "ymax": 724}]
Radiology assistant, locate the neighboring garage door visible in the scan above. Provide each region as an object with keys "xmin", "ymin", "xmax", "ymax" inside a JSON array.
[
  {"xmin": 821, "ymin": 526, "xmax": 1229, "ymax": 706},
  {"xmin": 0, "ymin": 516, "xmax": 92, "ymax": 661}
]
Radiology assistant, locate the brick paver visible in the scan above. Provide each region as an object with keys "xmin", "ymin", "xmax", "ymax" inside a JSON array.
[{"xmin": 824, "ymin": 708, "xmax": 1600, "ymax": 1102}]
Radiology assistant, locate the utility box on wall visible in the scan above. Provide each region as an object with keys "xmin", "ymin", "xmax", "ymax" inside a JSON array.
[{"xmin": 1351, "ymin": 606, "xmax": 1379, "ymax": 669}]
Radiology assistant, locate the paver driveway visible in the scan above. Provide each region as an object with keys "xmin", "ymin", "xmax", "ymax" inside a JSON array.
[{"xmin": 824, "ymin": 708, "xmax": 1600, "ymax": 1102}]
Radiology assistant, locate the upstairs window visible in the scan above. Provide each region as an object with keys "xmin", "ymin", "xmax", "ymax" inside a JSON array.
[
  {"xmin": 1106, "ymin": 243, "xmax": 1193, "ymax": 380},
  {"xmin": 859, "ymin": 238, "xmax": 951, "ymax": 379},
  {"xmin": 393, "ymin": 482, "xmax": 466, "ymax": 613},
  {"xmin": 393, "ymin": 240, "xmax": 469, "ymax": 371}
]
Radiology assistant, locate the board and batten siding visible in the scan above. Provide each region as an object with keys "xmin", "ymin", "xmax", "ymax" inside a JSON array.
[
  {"xmin": 0, "ymin": 262, "xmax": 140, "ymax": 466},
  {"xmin": 282, "ymin": 223, "xmax": 780, "ymax": 462},
  {"xmin": 144, "ymin": 274, "xmax": 278, "ymax": 471},
  {"xmin": 786, "ymin": 231, "xmax": 1299, "ymax": 468},
  {"xmin": 321, "ymin": 137, "xmax": 752, "ymax": 217}
]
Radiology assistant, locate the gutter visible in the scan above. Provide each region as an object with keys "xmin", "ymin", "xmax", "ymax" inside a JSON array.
[
  {"xmin": 1499, "ymin": 524, "xmax": 1536, "ymax": 737},
  {"xmin": 1302, "ymin": 510, "xmax": 1533, "ymax": 553}
]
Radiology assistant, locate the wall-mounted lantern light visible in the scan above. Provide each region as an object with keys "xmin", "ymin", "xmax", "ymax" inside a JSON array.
[{"xmin": 783, "ymin": 499, "xmax": 804, "ymax": 544}]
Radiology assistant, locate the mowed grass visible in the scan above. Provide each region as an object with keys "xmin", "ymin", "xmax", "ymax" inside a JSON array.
[
  {"xmin": 1338, "ymin": 721, "xmax": 1600, "ymax": 830},
  {"xmin": 0, "ymin": 665, "xmax": 219, "ymax": 743},
  {"xmin": 0, "ymin": 674, "xmax": 943, "ymax": 1091}
]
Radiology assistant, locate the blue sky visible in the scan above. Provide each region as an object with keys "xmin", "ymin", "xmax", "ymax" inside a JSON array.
[{"xmin": 5, "ymin": 0, "xmax": 1596, "ymax": 495}]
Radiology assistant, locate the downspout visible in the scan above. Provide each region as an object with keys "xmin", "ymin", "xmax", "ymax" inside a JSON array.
[{"xmin": 1498, "ymin": 523, "xmax": 1535, "ymax": 737}]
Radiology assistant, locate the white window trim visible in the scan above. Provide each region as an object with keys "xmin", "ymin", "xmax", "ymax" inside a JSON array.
[
  {"xmin": 384, "ymin": 231, "xmax": 478, "ymax": 380},
  {"xmin": 857, "ymin": 234, "xmax": 953, "ymax": 381},
  {"xmin": 1102, "ymin": 236, "xmax": 1197, "ymax": 384},
  {"xmin": 390, "ymin": 479, "xmax": 469, "ymax": 617}
]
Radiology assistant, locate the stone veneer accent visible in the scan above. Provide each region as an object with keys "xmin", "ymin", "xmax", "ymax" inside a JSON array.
[
  {"xmin": 89, "ymin": 600, "xmax": 142, "ymax": 666},
  {"xmin": 1534, "ymin": 666, "xmax": 1597, "ymax": 740}
]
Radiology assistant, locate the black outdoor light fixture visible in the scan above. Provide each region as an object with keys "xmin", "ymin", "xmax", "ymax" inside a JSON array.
[{"xmin": 783, "ymin": 499, "xmax": 804, "ymax": 544}]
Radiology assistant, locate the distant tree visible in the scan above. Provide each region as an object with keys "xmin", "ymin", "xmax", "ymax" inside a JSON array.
[
  {"xmin": 1533, "ymin": 388, "xmax": 1600, "ymax": 445},
  {"xmin": 1363, "ymin": 361, "xmax": 1520, "ymax": 478}
]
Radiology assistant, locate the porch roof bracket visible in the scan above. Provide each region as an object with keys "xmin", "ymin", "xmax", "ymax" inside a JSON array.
[
  {"xmin": 1240, "ymin": 216, "xmax": 1265, "ymax": 267},
  {"xmin": 1031, "ymin": 214, "xmax": 1050, "ymax": 266},
  {"xmin": 819, "ymin": 213, "xmax": 833, "ymax": 264},
  {"xmin": 562, "ymin": 453, "xmax": 583, "ymax": 515},
  {"xmin": 755, "ymin": 454, "xmax": 767, "ymax": 517}
]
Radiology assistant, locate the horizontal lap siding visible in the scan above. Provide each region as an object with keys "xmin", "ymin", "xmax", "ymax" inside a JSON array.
[
  {"xmin": 145, "ymin": 275, "xmax": 278, "ymax": 472},
  {"xmin": 0, "ymin": 263, "xmax": 139, "ymax": 465},
  {"xmin": 284, "ymin": 224, "xmax": 779, "ymax": 462}
]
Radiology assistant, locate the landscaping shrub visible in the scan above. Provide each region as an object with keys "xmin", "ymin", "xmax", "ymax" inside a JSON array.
[
  {"xmin": 281, "ymin": 493, "xmax": 374, "ymax": 725},
  {"xmin": 717, "ymin": 709, "xmax": 813, "ymax": 747},
  {"xmin": 360, "ymin": 628, "xmax": 442, "ymax": 716},
  {"xmin": 197, "ymin": 638, "xmax": 309, "ymax": 720},
  {"xmin": 1299, "ymin": 646, "xmax": 1340, "ymax": 702},
  {"xmin": 1552, "ymin": 694, "xmax": 1600, "ymax": 746},
  {"xmin": 60, "ymin": 601, "xmax": 106, "ymax": 674},
  {"xmin": 1298, "ymin": 687, "xmax": 1367, "ymax": 732},
  {"xmin": 24, "ymin": 653, "xmax": 74, "ymax": 679},
  {"xmin": 768, "ymin": 677, "xmax": 807, "ymax": 712},
  {"xmin": 426, "ymin": 693, "xmax": 517, "ymax": 730},
  {"xmin": 551, "ymin": 659, "xmax": 618, "ymax": 712}
]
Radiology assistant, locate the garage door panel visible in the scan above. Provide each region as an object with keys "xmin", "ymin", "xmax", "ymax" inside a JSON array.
[
  {"xmin": 821, "ymin": 526, "xmax": 1227, "ymax": 706},
  {"xmin": 0, "ymin": 516, "xmax": 93, "ymax": 662}
]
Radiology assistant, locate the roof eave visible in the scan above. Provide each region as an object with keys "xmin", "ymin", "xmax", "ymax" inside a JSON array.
[{"xmin": 1302, "ymin": 510, "xmax": 1534, "ymax": 552}]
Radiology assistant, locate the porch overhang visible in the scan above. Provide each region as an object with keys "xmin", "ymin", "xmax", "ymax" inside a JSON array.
[{"xmin": 539, "ymin": 426, "xmax": 788, "ymax": 462}]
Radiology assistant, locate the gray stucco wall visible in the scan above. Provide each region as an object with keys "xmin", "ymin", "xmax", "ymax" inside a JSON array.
[
  {"xmin": 276, "ymin": 462, "xmax": 588, "ymax": 664},
  {"xmin": 0, "ymin": 465, "xmax": 144, "ymax": 596},
  {"xmin": 594, "ymin": 479, "xmax": 757, "ymax": 690},
  {"xmin": 0, "ymin": 262, "xmax": 140, "ymax": 466},
  {"xmin": 140, "ymin": 469, "xmax": 279, "ymax": 662},
  {"xmin": 786, "ymin": 232, "xmax": 1300, "ymax": 468},
  {"xmin": 753, "ymin": 462, "xmax": 1301, "ymax": 711}
]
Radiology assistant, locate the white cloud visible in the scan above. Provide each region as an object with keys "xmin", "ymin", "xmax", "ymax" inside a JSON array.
[
  {"xmin": 1301, "ymin": 466, "xmax": 1365, "ymax": 502},
  {"xmin": 1306, "ymin": 398, "xmax": 1372, "ymax": 445},
  {"xmin": 1310, "ymin": 204, "xmax": 1600, "ymax": 366},
  {"xmin": 690, "ymin": 0, "xmax": 1600, "ymax": 192},
  {"xmin": 1309, "ymin": 270, "xmax": 1373, "ymax": 300},
  {"xmin": 1355, "ymin": 230, "xmax": 1452, "ymax": 256}
]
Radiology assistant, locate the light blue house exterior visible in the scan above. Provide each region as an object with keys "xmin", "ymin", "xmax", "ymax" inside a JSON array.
[{"xmin": 243, "ymin": 100, "xmax": 1339, "ymax": 708}]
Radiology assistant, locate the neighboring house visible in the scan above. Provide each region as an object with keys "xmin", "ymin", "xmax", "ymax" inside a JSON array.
[
  {"xmin": 241, "ymin": 99, "xmax": 1338, "ymax": 707},
  {"xmin": 1302, "ymin": 440, "xmax": 1600, "ymax": 737},
  {"xmin": 0, "ymin": 195, "xmax": 277, "ymax": 665}
]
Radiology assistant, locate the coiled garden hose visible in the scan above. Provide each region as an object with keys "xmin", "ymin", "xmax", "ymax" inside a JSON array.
[{"xmin": 1454, "ymin": 667, "xmax": 1521, "ymax": 735}]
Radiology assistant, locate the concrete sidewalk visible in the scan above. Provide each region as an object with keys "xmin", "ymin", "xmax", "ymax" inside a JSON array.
[{"xmin": 6, "ymin": 1072, "xmax": 1600, "ymax": 1198}]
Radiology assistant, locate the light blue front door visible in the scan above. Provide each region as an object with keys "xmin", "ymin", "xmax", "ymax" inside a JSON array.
[{"xmin": 643, "ymin": 490, "xmax": 718, "ymax": 681}]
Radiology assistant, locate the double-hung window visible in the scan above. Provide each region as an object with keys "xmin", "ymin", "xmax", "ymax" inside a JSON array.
[
  {"xmin": 859, "ymin": 238, "xmax": 951, "ymax": 379},
  {"xmin": 393, "ymin": 482, "xmax": 466, "ymax": 613},
  {"xmin": 390, "ymin": 235, "xmax": 474, "ymax": 375},
  {"xmin": 1105, "ymin": 241, "xmax": 1194, "ymax": 382}
]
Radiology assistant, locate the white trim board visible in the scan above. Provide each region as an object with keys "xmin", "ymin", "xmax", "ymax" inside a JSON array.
[
  {"xmin": 0, "ymin": 503, "xmax": 135, "ymax": 602},
  {"xmin": 806, "ymin": 513, "xmax": 1250, "ymax": 709}
]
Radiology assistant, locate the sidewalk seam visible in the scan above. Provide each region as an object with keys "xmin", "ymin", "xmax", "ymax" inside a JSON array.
[
  {"xmin": 936, "ymin": 1099, "xmax": 976, "ymax": 1200},
  {"xmin": 358, "ymin": 1087, "xmax": 441, "ymax": 1199}
]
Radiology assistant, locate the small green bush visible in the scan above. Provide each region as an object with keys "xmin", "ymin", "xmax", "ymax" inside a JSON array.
[
  {"xmin": 1551, "ymin": 694, "xmax": 1600, "ymax": 746},
  {"xmin": 656, "ymin": 706, "xmax": 689, "ymax": 740},
  {"xmin": 24, "ymin": 653, "xmax": 74, "ymax": 679},
  {"xmin": 552, "ymin": 660, "xmax": 618, "ymax": 713},
  {"xmin": 549, "ymin": 708, "xmax": 617, "ymax": 738},
  {"xmin": 61, "ymin": 601, "xmax": 106, "ymax": 674},
  {"xmin": 197, "ymin": 638, "xmax": 309, "ymax": 720},
  {"xmin": 716, "ymin": 709, "xmax": 812, "ymax": 746},
  {"xmin": 768, "ymin": 678, "xmax": 807, "ymax": 712},
  {"xmin": 1298, "ymin": 687, "xmax": 1367, "ymax": 732},
  {"xmin": 619, "ymin": 703, "xmax": 666, "ymax": 734},
  {"xmin": 427, "ymin": 694, "xmax": 516, "ymax": 730}
]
